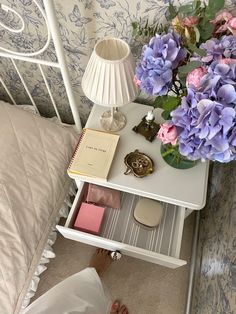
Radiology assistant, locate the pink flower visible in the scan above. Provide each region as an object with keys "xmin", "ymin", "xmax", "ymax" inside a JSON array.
[
  {"xmin": 228, "ymin": 17, "xmax": 236, "ymax": 28},
  {"xmin": 228, "ymin": 17, "xmax": 236, "ymax": 35},
  {"xmin": 133, "ymin": 75, "xmax": 141, "ymax": 86},
  {"xmin": 182, "ymin": 16, "xmax": 199, "ymax": 27},
  {"xmin": 219, "ymin": 58, "xmax": 236, "ymax": 65},
  {"xmin": 157, "ymin": 123, "xmax": 178, "ymax": 146},
  {"xmin": 210, "ymin": 10, "xmax": 236, "ymax": 34},
  {"xmin": 215, "ymin": 24, "xmax": 229, "ymax": 33},
  {"xmin": 186, "ymin": 67, "xmax": 208, "ymax": 90},
  {"xmin": 211, "ymin": 10, "xmax": 233, "ymax": 24}
]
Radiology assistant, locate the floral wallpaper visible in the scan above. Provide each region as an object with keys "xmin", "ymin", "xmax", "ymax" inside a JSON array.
[
  {"xmin": 0, "ymin": 0, "xmax": 236, "ymax": 312},
  {"xmin": 0, "ymin": 0, "xmax": 233, "ymax": 124},
  {"xmin": 0, "ymin": 0, "xmax": 179, "ymax": 124}
]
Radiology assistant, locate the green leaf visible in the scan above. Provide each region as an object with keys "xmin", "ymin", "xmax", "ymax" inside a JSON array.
[
  {"xmin": 192, "ymin": 0, "xmax": 203, "ymax": 16},
  {"xmin": 168, "ymin": 3, "xmax": 177, "ymax": 19},
  {"xmin": 196, "ymin": 0, "xmax": 224, "ymax": 34},
  {"xmin": 193, "ymin": 0, "xmax": 201, "ymax": 11},
  {"xmin": 178, "ymin": 61, "xmax": 202, "ymax": 75},
  {"xmin": 162, "ymin": 96, "xmax": 181, "ymax": 111},
  {"xmin": 154, "ymin": 96, "xmax": 181, "ymax": 119},
  {"xmin": 153, "ymin": 96, "xmax": 168, "ymax": 108},
  {"xmin": 199, "ymin": 22, "xmax": 214, "ymax": 41},
  {"xmin": 208, "ymin": 0, "xmax": 225, "ymax": 14},
  {"xmin": 204, "ymin": 0, "xmax": 225, "ymax": 20},
  {"xmin": 131, "ymin": 19, "xmax": 162, "ymax": 39},
  {"xmin": 178, "ymin": 4, "xmax": 195, "ymax": 16},
  {"xmin": 161, "ymin": 110, "xmax": 171, "ymax": 120},
  {"xmin": 187, "ymin": 42, "xmax": 207, "ymax": 57}
]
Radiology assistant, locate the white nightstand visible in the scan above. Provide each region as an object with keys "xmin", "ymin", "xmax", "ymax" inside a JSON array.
[{"xmin": 57, "ymin": 103, "xmax": 209, "ymax": 269}]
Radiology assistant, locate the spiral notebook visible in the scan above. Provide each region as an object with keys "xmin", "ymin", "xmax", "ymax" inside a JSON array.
[{"xmin": 68, "ymin": 128, "xmax": 120, "ymax": 181}]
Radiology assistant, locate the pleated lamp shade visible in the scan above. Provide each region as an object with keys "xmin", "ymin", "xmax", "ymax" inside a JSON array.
[{"xmin": 82, "ymin": 37, "xmax": 138, "ymax": 131}]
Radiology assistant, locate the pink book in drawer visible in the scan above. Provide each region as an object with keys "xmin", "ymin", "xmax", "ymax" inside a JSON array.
[{"xmin": 74, "ymin": 202, "xmax": 105, "ymax": 235}]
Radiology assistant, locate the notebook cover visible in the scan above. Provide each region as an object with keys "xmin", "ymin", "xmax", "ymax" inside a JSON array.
[{"xmin": 68, "ymin": 128, "xmax": 119, "ymax": 181}]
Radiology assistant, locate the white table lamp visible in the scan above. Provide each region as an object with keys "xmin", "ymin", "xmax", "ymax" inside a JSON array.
[{"xmin": 82, "ymin": 37, "xmax": 138, "ymax": 131}]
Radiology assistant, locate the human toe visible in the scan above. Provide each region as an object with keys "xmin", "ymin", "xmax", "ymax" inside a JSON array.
[
  {"xmin": 118, "ymin": 305, "xmax": 128, "ymax": 314},
  {"xmin": 110, "ymin": 300, "xmax": 120, "ymax": 313}
]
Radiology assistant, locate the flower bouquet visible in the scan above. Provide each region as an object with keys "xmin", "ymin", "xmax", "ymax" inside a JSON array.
[{"xmin": 133, "ymin": 0, "xmax": 236, "ymax": 167}]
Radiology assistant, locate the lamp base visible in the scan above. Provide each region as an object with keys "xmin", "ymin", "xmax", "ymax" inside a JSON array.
[{"xmin": 100, "ymin": 108, "xmax": 126, "ymax": 132}]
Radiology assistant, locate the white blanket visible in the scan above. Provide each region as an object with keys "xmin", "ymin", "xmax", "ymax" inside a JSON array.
[{"xmin": 0, "ymin": 102, "xmax": 78, "ymax": 314}]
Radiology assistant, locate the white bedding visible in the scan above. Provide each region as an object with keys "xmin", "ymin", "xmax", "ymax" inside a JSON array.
[{"xmin": 0, "ymin": 101, "xmax": 79, "ymax": 314}]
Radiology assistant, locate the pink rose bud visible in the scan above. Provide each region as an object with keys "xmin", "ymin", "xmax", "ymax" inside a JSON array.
[
  {"xmin": 157, "ymin": 123, "xmax": 178, "ymax": 146},
  {"xmin": 211, "ymin": 10, "xmax": 233, "ymax": 24},
  {"xmin": 228, "ymin": 17, "xmax": 236, "ymax": 28},
  {"xmin": 182, "ymin": 16, "xmax": 199, "ymax": 27},
  {"xmin": 215, "ymin": 24, "xmax": 228, "ymax": 33},
  {"xmin": 219, "ymin": 58, "xmax": 236, "ymax": 65},
  {"xmin": 186, "ymin": 66, "xmax": 208, "ymax": 90},
  {"xmin": 133, "ymin": 75, "xmax": 141, "ymax": 86},
  {"xmin": 228, "ymin": 17, "xmax": 236, "ymax": 35}
]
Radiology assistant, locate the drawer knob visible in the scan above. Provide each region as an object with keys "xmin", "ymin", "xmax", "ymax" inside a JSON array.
[{"xmin": 111, "ymin": 251, "xmax": 122, "ymax": 261}]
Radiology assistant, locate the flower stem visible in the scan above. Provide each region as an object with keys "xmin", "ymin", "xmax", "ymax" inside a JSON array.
[{"xmin": 161, "ymin": 147, "xmax": 175, "ymax": 157}]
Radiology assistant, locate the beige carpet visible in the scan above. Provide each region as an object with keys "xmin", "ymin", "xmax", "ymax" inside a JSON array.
[{"xmin": 32, "ymin": 213, "xmax": 195, "ymax": 314}]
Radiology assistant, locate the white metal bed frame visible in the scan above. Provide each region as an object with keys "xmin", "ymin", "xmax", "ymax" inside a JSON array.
[
  {"xmin": 0, "ymin": 0, "xmax": 82, "ymax": 131},
  {"xmin": 0, "ymin": 1, "xmax": 83, "ymax": 310}
]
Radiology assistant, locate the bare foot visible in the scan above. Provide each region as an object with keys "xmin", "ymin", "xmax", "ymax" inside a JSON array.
[
  {"xmin": 118, "ymin": 304, "xmax": 129, "ymax": 314},
  {"xmin": 89, "ymin": 250, "xmax": 129, "ymax": 313},
  {"xmin": 89, "ymin": 248, "xmax": 112, "ymax": 276},
  {"xmin": 110, "ymin": 300, "xmax": 120, "ymax": 313},
  {"xmin": 110, "ymin": 301, "xmax": 129, "ymax": 314}
]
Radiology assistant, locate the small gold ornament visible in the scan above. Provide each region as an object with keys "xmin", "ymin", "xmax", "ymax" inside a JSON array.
[{"xmin": 124, "ymin": 149, "xmax": 154, "ymax": 178}]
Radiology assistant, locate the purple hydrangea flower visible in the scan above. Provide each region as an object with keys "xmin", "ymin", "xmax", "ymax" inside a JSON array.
[
  {"xmin": 135, "ymin": 31, "xmax": 186, "ymax": 96},
  {"xmin": 200, "ymin": 35, "xmax": 236, "ymax": 63},
  {"xmin": 171, "ymin": 98, "xmax": 236, "ymax": 162},
  {"xmin": 172, "ymin": 98, "xmax": 236, "ymax": 162},
  {"xmin": 170, "ymin": 54, "xmax": 236, "ymax": 162},
  {"xmin": 221, "ymin": 35, "xmax": 236, "ymax": 58},
  {"xmin": 190, "ymin": 60, "xmax": 236, "ymax": 107}
]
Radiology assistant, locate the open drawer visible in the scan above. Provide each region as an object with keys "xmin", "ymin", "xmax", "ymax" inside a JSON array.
[{"xmin": 57, "ymin": 181, "xmax": 187, "ymax": 269}]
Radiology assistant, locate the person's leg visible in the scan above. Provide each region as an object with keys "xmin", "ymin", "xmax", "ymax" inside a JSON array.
[
  {"xmin": 23, "ymin": 248, "xmax": 128, "ymax": 314},
  {"xmin": 89, "ymin": 248, "xmax": 112, "ymax": 275},
  {"xmin": 89, "ymin": 249, "xmax": 129, "ymax": 314}
]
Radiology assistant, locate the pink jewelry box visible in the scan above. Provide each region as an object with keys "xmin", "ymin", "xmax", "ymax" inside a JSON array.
[{"xmin": 74, "ymin": 202, "xmax": 105, "ymax": 235}]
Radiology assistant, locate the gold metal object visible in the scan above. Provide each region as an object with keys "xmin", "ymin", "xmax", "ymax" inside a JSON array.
[
  {"xmin": 124, "ymin": 149, "xmax": 154, "ymax": 178},
  {"xmin": 132, "ymin": 115, "xmax": 159, "ymax": 142}
]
